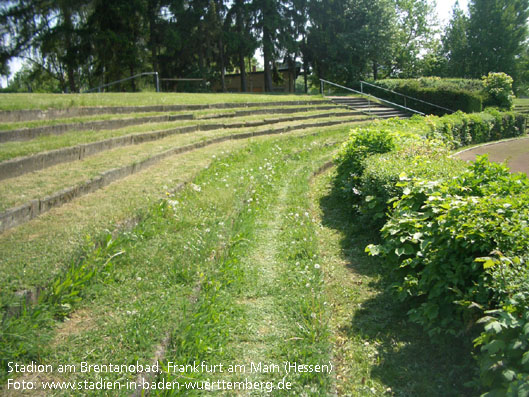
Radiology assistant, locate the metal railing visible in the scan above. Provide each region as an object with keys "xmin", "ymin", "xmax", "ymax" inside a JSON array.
[
  {"xmin": 320, "ymin": 79, "xmax": 425, "ymax": 116},
  {"xmin": 359, "ymin": 80, "xmax": 455, "ymax": 114},
  {"xmin": 84, "ymin": 72, "xmax": 160, "ymax": 93}
]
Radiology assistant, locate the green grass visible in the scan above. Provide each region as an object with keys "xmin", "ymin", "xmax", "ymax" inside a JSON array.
[
  {"xmin": 0, "ymin": 103, "xmax": 341, "ymax": 131},
  {"xmin": 0, "ymin": 108, "xmax": 354, "ymax": 162},
  {"xmin": 0, "ymin": 92, "xmax": 323, "ymax": 111},
  {"xmin": 310, "ymin": 169, "xmax": 475, "ymax": 396},
  {"xmin": 0, "ymin": 117, "xmax": 365, "ymax": 211},
  {"xmin": 1, "ymin": 128, "xmax": 344, "ymax": 395},
  {"xmin": 0, "ymin": 125, "xmax": 352, "ymax": 292},
  {"xmin": 0, "ymin": 110, "xmax": 193, "ymax": 131}
]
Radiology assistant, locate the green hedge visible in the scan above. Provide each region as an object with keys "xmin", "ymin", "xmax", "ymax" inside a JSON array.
[
  {"xmin": 335, "ymin": 110, "xmax": 525, "ymax": 205},
  {"xmin": 334, "ymin": 109, "xmax": 528, "ymax": 395},
  {"xmin": 365, "ymin": 78, "xmax": 484, "ymax": 115}
]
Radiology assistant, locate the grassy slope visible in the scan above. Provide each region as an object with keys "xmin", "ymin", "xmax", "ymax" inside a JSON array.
[
  {"xmin": 1, "ymin": 123, "xmax": 477, "ymax": 396},
  {"xmin": 0, "ymin": 108, "xmax": 354, "ymax": 161},
  {"xmin": 0, "ymin": 118, "xmax": 364, "ymax": 211},
  {"xmin": 0, "ymin": 93, "xmax": 323, "ymax": 111},
  {"xmin": 1, "ymin": 128, "xmax": 341, "ymax": 395}
]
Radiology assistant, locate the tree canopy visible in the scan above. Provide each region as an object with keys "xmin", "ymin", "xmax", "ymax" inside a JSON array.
[{"xmin": 1, "ymin": 0, "xmax": 528, "ymax": 93}]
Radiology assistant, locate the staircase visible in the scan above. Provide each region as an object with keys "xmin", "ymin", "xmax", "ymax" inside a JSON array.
[{"xmin": 328, "ymin": 96, "xmax": 411, "ymax": 119}]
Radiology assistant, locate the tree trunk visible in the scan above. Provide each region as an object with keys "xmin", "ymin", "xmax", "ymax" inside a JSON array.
[
  {"xmin": 148, "ymin": 0, "xmax": 159, "ymax": 74},
  {"xmin": 216, "ymin": 1, "xmax": 226, "ymax": 92},
  {"xmin": 262, "ymin": 5, "xmax": 273, "ymax": 92},
  {"xmin": 239, "ymin": 53, "xmax": 247, "ymax": 92},
  {"xmin": 373, "ymin": 61, "xmax": 378, "ymax": 81},
  {"xmin": 263, "ymin": 49, "xmax": 272, "ymax": 92},
  {"xmin": 235, "ymin": 0, "xmax": 247, "ymax": 92},
  {"xmin": 288, "ymin": 56, "xmax": 296, "ymax": 93},
  {"xmin": 303, "ymin": 60, "xmax": 308, "ymax": 93},
  {"xmin": 60, "ymin": 2, "xmax": 77, "ymax": 93}
]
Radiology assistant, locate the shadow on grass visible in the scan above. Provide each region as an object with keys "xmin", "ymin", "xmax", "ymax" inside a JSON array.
[{"xmin": 319, "ymin": 181, "xmax": 477, "ymax": 396}]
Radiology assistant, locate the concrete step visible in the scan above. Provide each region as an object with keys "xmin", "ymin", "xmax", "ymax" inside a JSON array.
[{"xmin": 329, "ymin": 96, "xmax": 410, "ymax": 119}]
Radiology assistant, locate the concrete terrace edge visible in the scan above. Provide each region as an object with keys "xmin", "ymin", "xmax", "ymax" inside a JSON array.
[
  {"xmin": 0, "ymin": 104, "xmax": 344, "ymax": 143},
  {"xmin": 0, "ymin": 117, "xmax": 368, "ymax": 234},
  {"xmin": 0, "ymin": 112, "xmax": 362, "ymax": 181},
  {"xmin": 0, "ymin": 100, "xmax": 330, "ymax": 122}
]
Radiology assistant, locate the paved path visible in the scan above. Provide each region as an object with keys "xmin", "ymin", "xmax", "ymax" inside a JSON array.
[{"xmin": 455, "ymin": 136, "xmax": 529, "ymax": 175}]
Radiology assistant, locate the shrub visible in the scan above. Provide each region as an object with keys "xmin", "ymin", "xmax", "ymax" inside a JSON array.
[
  {"xmin": 367, "ymin": 75, "xmax": 518, "ymax": 115},
  {"xmin": 335, "ymin": 110, "xmax": 525, "ymax": 205},
  {"xmin": 474, "ymin": 254, "xmax": 529, "ymax": 395},
  {"xmin": 334, "ymin": 108, "xmax": 529, "ymax": 395},
  {"xmin": 359, "ymin": 146, "xmax": 465, "ymax": 230},
  {"xmin": 366, "ymin": 78, "xmax": 484, "ymax": 115},
  {"xmin": 367, "ymin": 157, "xmax": 529, "ymax": 333},
  {"xmin": 334, "ymin": 125, "xmax": 396, "ymax": 200},
  {"xmin": 366, "ymin": 157, "xmax": 529, "ymax": 394},
  {"xmin": 482, "ymin": 72, "xmax": 515, "ymax": 110}
]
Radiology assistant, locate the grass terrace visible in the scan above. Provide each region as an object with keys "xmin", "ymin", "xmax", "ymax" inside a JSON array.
[{"xmin": 0, "ymin": 92, "xmax": 324, "ymax": 111}]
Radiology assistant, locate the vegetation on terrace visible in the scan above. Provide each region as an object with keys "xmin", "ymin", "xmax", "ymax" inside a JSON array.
[
  {"xmin": 334, "ymin": 108, "xmax": 528, "ymax": 394},
  {"xmin": 0, "ymin": 93, "xmax": 323, "ymax": 111}
]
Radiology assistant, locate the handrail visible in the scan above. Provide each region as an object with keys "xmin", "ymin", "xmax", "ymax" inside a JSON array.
[
  {"xmin": 84, "ymin": 72, "xmax": 159, "ymax": 93},
  {"xmin": 359, "ymin": 80, "xmax": 455, "ymax": 114},
  {"xmin": 320, "ymin": 79, "xmax": 425, "ymax": 116}
]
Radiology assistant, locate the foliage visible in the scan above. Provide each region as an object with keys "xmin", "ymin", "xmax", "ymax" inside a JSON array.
[
  {"xmin": 2, "ymin": 64, "xmax": 62, "ymax": 93},
  {"xmin": 482, "ymin": 72, "xmax": 515, "ymax": 110},
  {"xmin": 440, "ymin": 0, "xmax": 529, "ymax": 93},
  {"xmin": 466, "ymin": 0, "xmax": 529, "ymax": 81},
  {"xmin": 335, "ymin": 109, "xmax": 525, "ymax": 197},
  {"xmin": 367, "ymin": 78, "xmax": 484, "ymax": 114},
  {"xmin": 334, "ymin": 108, "xmax": 528, "ymax": 393},
  {"xmin": 366, "ymin": 157, "xmax": 529, "ymax": 394},
  {"xmin": 359, "ymin": 146, "xmax": 465, "ymax": 229},
  {"xmin": 474, "ymin": 255, "xmax": 529, "ymax": 396},
  {"xmin": 334, "ymin": 125, "xmax": 396, "ymax": 199},
  {"xmin": 440, "ymin": 2, "xmax": 469, "ymax": 78}
]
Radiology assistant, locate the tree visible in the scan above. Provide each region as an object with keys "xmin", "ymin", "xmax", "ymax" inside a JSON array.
[
  {"xmin": 466, "ymin": 0, "xmax": 529, "ymax": 80},
  {"xmin": 389, "ymin": 0, "xmax": 437, "ymax": 77},
  {"xmin": 441, "ymin": 1, "xmax": 469, "ymax": 77},
  {"xmin": 224, "ymin": 0, "xmax": 258, "ymax": 91},
  {"xmin": 307, "ymin": 0, "xmax": 397, "ymax": 85},
  {"xmin": 255, "ymin": 0, "xmax": 285, "ymax": 92},
  {"xmin": 87, "ymin": 0, "xmax": 149, "ymax": 91},
  {"xmin": 0, "ymin": 0, "xmax": 91, "ymax": 91}
]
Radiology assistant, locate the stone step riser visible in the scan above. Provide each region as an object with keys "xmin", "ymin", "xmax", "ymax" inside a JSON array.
[{"xmin": 0, "ymin": 117, "xmax": 371, "ymax": 234}]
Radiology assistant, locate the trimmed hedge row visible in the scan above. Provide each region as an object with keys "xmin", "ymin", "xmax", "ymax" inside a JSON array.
[
  {"xmin": 334, "ymin": 110, "xmax": 528, "ymax": 395},
  {"xmin": 365, "ymin": 78, "xmax": 484, "ymax": 115}
]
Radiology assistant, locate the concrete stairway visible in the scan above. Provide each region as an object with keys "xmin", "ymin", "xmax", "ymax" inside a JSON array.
[{"xmin": 328, "ymin": 96, "xmax": 411, "ymax": 119}]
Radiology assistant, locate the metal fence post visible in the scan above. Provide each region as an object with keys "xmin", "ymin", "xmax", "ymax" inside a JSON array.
[
  {"xmin": 155, "ymin": 72, "xmax": 160, "ymax": 93},
  {"xmin": 321, "ymin": 80, "xmax": 324, "ymax": 96}
]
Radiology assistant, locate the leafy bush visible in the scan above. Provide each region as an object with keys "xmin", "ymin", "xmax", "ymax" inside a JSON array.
[
  {"xmin": 334, "ymin": 108, "xmax": 529, "ymax": 395},
  {"xmin": 366, "ymin": 157, "xmax": 529, "ymax": 394},
  {"xmin": 335, "ymin": 110, "xmax": 525, "ymax": 205},
  {"xmin": 474, "ymin": 254, "xmax": 529, "ymax": 396},
  {"xmin": 482, "ymin": 72, "xmax": 515, "ymax": 110},
  {"xmin": 334, "ymin": 125, "xmax": 396, "ymax": 199},
  {"xmin": 359, "ymin": 146, "xmax": 465, "ymax": 230},
  {"xmin": 367, "ymin": 157, "xmax": 529, "ymax": 331}
]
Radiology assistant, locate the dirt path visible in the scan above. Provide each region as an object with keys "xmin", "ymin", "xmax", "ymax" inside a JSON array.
[{"xmin": 455, "ymin": 136, "xmax": 529, "ymax": 175}]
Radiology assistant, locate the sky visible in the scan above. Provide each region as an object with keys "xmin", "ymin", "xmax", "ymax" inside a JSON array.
[
  {"xmin": 1, "ymin": 0, "xmax": 469, "ymax": 89},
  {"xmin": 437, "ymin": 0, "xmax": 469, "ymax": 26}
]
